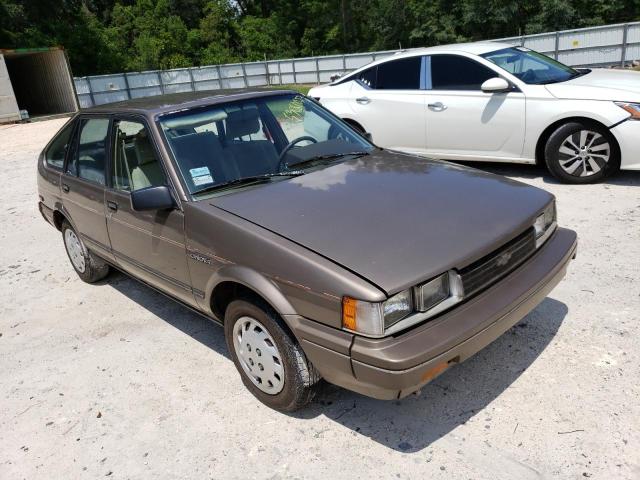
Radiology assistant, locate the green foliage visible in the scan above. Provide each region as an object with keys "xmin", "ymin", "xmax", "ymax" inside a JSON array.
[{"xmin": 0, "ymin": 0, "xmax": 638, "ymax": 76}]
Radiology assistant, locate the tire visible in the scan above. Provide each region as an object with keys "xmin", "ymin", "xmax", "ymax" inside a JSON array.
[
  {"xmin": 224, "ymin": 299, "xmax": 320, "ymax": 412},
  {"xmin": 61, "ymin": 220, "xmax": 110, "ymax": 283},
  {"xmin": 544, "ymin": 121, "xmax": 620, "ymax": 184}
]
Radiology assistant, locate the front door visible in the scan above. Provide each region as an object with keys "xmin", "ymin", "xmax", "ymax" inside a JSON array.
[
  {"xmin": 105, "ymin": 117, "xmax": 194, "ymax": 304},
  {"xmin": 350, "ymin": 55, "xmax": 428, "ymax": 154},
  {"xmin": 423, "ymin": 54, "xmax": 526, "ymax": 162},
  {"xmin": 61, "ymin": 116, "xmax": 113, "ymax": 260}
]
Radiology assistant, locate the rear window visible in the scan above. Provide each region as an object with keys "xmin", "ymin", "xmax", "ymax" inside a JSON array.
[
  {"xmin": 376, "ymin": 56, "xmax": 422, "ymax": 90},
  {"xmin": 45, "ymin": 122, "xmax": 74, "ymax": 169}
]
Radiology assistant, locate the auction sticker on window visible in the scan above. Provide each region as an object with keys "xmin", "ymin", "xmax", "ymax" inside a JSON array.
[{"xmin": 190, "ymin": 167, "xmax": 214, "ymax": 186}]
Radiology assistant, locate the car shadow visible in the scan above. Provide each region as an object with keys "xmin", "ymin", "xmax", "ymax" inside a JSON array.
[
  {"xmin": 294, "ymin": 297, "xmax": 568, "ymax": 452},
  {"xmin": 104, "ymin": 270, "xmax": 230, "ymax": 360},
  {"xmin": 454, "ymin": 161, "xmax": 640, "ymax": 187},
  {"xmin": 101, "ymin": 270, "xmax": 566, "ymax": 453}
]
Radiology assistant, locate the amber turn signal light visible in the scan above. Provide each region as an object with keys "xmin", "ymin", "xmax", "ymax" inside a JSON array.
[{"xmin": 342, "ymin": 296, "xmax": 357, "ymax": 331}]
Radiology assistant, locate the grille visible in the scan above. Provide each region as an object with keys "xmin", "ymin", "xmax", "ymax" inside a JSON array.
[{"xmin": 459, "ymin": 228, "xmax": 536, "ymax": 297}]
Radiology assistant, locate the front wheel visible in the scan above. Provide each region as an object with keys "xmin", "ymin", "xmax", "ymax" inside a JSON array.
[
  {"xmin": 224, "ymin": 299, "xmax": 320, "ymax": 411},
  {"xmin": 544, "ymin": 121, "xmax": 620, "ymax": 184}
]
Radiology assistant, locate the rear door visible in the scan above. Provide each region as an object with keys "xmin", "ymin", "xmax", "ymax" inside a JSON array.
[
  {"xmin": 423, "ymin": 54, "xmax": 526, "ymax": 161},
  {"xmin": 61, "ymin": 116, "xmax": 113, "ymax": 260},
  {"xmin": 104, "ymin": 116, "xmax": 194, "ymax": 304},
  {"xmin": 350, "ymin": 55, "xmax": 428, "ymax": 154}
]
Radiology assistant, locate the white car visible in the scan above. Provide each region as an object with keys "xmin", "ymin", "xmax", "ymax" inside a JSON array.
[{"xmin": 308, "ymin": 42, "xmax": 640, "ymax": 183}]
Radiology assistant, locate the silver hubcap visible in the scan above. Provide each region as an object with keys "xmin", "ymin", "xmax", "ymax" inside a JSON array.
[
  {"xmin": 558, "ymin": 130, "xmax": 610, "ymax": 177},
  {"xmin": 64, "ymin": 229, "xmax": 86, "ymax": 273},
  {"xmin": 232, "ymin": 316, "xmax": 284, "ymax": 394}
]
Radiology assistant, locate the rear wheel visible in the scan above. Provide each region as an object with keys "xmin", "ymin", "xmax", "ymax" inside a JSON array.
[
  {"xmin": 61, "ymin": 221, "xmax": 110, "ymax": 283},
  {"xmin": 224, "ymin": 299, "xmax": 320, "ymax": 411},
  {"xmin": 544, "ymin": 121, "xmax": 620, "ymax": 184}
]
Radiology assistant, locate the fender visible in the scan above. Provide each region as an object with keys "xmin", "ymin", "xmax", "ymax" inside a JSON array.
[{"xmin": 203, "ymin": 264, "xmax": 296, "ymax": 319}]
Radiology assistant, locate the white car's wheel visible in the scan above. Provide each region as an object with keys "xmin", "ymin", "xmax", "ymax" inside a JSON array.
[{"xmin": 544, "ymin": 121, "xmax": 620, "ymax": 184}]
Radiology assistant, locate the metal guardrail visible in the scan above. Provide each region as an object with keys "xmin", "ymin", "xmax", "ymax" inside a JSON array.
[{"xmin": 75, "ymin": 21, "xmax": 640, "ymax": 108}]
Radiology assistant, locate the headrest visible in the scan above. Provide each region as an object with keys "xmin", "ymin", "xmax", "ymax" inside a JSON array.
[
  {"xmin": 225, "ymin": 106, "xmax": 261, "ymax": 139},
  {"xmin": 135, "ymin": 131, "xmax": 157, "ymax": 165}
]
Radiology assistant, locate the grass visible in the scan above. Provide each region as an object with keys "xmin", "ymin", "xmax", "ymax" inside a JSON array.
[{"xmin": 267, "ymin": 84, "xmax": 314, "ymax": 95}]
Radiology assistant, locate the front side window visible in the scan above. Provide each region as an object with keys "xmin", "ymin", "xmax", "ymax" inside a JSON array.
[
  {"xmin": 356, "ymin": 67, "xmax": 377, "ymax": 88},
  {"xmin": 67, "ymin": 118, "xmax": 110, "ymax": 185},
  {"xmin": 482, "ymin": 47, "xmax": 580, "ymax": 85},
  {"xmin": 45, "ymin": 122, "xmax": 74, "ymax": 169},
  {"xmin": 376, "ymin": 56, "xmax": 422, "ymax": 90},
  {"xmin": 430, "ymin": 55, "xmax": 496, "ymax": 91},
  {"xmin": 158, "ymin": 94, "xmax": 373, "ymax": 197},
  {"xmin": 112, "ymin": 120, "xmax": 166, "ymax": 192}
]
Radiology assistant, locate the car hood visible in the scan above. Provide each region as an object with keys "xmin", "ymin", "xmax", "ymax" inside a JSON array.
[
  {"xmin": 545, "ymin": 68, "xmax": 640, "ymax": 102},
  {"xmin": 210, "ymin": 152, "xmax": 552, "ymax": 295}
]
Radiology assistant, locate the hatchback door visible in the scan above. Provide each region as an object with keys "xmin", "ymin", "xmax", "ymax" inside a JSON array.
[
  {"xmin": 350, "ymin": 55, "xmax": 428, "ymax": 154},
  {"xmin": 104, "ymin": 116, "xmax": 194, "ymax": 304},
  {"xmin": 61, "ymin": 116, "xmax": 113, "ymax": 260},
  {"xmin": 423, "ymin": 54, "xmax": 526, "ymax": 161}
]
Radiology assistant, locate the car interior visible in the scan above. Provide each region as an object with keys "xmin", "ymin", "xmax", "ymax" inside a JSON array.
[{"xmin": 113, "ymin": 123, "xmax": 165, "ymax": 192}]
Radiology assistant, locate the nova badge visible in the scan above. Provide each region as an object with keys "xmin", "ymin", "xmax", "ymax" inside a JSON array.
[{"xmin": 189, "ymin": 252, "xmax": 212, "ymax": 265}]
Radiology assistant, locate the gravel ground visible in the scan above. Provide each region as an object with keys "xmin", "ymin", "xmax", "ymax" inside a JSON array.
[{"xmin": 1, "ymin": 118, "xmax": 639, "ymax": 480}]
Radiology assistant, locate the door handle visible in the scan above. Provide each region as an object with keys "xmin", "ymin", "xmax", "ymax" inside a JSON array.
[
  {"xmin": 107, "ymin": 201, "xmax": 118, "ymax": 212},
  {"xmin": 62, "ymin": 183, "xmax": 70, "ymax": 192},
  {"xmin": 428, "ymin": 102, "xmax": 447, "ymax": 112},
  {"xmin": 356, "ymin": 97, "xmax": 371, "ymax": 105}
]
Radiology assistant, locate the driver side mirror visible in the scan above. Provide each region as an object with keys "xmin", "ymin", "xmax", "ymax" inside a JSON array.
[
  {"xmin": 363, "ymin": 131, "xmax": 373, "ymax": 142},
  {"xmin": 131, "ymin": 185, "xmax": 175, "ymax": 211},
  {"xmin": 481, "ymin": 77, "xmax": 511, "ymax": 93}
]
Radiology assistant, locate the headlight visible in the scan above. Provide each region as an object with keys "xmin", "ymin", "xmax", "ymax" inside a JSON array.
[
  {"xmin": 342, "ymin": 271, "xmax": 465, "ymax": 337},
  {"xmin": 615, "ymin": 102, "xmax": 640, "ymax": 120},
  {"xmin": 534, "ymin": 201, "xmax": 557, "ymax": 247},
  {"xmin": 342, "ymin": 289, "xmax": 413, "ymax": 337}
]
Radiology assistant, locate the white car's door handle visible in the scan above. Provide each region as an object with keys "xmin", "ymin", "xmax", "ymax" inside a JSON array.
[
  {"xmin": 356, "ymin": 97, "xmax": 371, "ymax": 105},
  {"xmin": 428, "ymin": 102, "xmax": 447, "ymax": 112}
]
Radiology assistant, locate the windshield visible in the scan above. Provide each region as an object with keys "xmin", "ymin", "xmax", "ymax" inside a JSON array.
[
  {"xmin": 158, "ymin": 93, "xmax": 373, "ymax": 197},
  {"xmin": 481, "ymin": 47, "xmax": 580, "ymax": 85}
]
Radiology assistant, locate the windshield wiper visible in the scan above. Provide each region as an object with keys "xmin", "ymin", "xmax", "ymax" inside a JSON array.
[
  {"xmin": 192, "ymin": 171, "xmax": 304, "ymax": 195},
  {"xmin": 287, "ymin": 151, "xmax": 370, "ymax": 169}
]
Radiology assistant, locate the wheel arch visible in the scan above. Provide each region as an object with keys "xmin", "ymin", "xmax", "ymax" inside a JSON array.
[
  {"xmin": 207, "ymin": 266, "xmax": 296, "ymax": 324},
  {"xmin": 535, "ymin": 116, "xmax": 619, "ymax": 166}
]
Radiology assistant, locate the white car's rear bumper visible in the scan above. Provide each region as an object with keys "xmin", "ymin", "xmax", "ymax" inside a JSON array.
[{"xmin": 610, "ymin": 119, "xmax": 640, "ymax": 170}]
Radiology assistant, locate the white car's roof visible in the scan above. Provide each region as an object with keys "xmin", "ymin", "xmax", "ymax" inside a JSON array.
[
  {"xmin": 389, "ymin": 41, "xmax": 515, "ymax": 58},
  {"xmin": 333, "ymin": 42, "xmax": 515, "ymax": 84}
]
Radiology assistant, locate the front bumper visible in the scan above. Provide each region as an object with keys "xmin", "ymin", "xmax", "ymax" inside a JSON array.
[
  {"xmin": 610, "ymin": 119, "xmax": 640, "ymax": 171},
  {"xmin": 288, "ymin": 227, "xmax": 577, "ymax": 400}
]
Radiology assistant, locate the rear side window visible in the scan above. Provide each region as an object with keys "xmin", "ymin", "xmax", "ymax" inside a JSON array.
[
  {"xmin": 431, "ymin": 55, "xmax": 496, "ymax": 90},
  {"xmin": 67, "ymin": 118, "xmax": 110, "ymax": 185},
  {"xmin": 45, "ymin": 122, "xmax": 74, "ymax": 169},
  {"xmin": 356, "ymin": 67, "xmax": 377, "ymax": 88},
  {"xmin": 376, "ymin": 56, "xmax": 421, "ymax": 90}
]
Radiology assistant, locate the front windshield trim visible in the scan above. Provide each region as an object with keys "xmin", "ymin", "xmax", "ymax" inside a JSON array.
[{"xmin": 481, "ymin": 47, "xmax": 579, "ymax": 85}]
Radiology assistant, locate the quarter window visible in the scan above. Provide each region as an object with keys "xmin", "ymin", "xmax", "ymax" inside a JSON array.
[
  {"xmin": 67, "ymin": 118, "xmax": 110, "ymax": 185},
  {"xmin": 112, "ymin": 120, "xmax": 166, "ymax": 192},
  {"xmin": 45, "ymin": 122, "xmax": 74, "ymax": 169},
  {"xmin": 431, "ymin": 55, "xmax": 496, "ymax": 91},
  {"xmin": 376, "ymin": 56, "xmax": 422, "ymax": 90}
]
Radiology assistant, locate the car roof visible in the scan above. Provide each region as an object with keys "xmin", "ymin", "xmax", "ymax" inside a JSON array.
[
  {"xmin": 81, "ymin": 88, "xmax": 298, "ymax": 116},
  {"xmin": 334, "ymin": 41, "xmax": 516, "ymax": 83}
]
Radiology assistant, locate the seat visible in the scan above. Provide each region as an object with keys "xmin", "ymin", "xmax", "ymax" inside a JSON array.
[
  {"xmin": 130, "ymin": 130, "xmax": 165, "ymax": 190},
  {"xmin": 169, "ymin": 131, "xmax": 234, "ymax": 191},
  {"xmin": 224, "ymin": 106, "xmax": 279, "ymax": 176}
]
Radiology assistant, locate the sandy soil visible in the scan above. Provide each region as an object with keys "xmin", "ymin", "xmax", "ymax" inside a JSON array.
[{"xmin": 1, "ymin": 118, "xmax": 639, "ymax": 479}]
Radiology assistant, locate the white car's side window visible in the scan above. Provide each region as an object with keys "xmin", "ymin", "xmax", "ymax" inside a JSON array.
[{"xmin": 430, "ymin": 55, "xmax": 497, "ymax": 91}]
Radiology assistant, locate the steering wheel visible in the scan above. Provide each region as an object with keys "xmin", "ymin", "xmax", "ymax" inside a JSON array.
[{"xmin": 277, "ymin": 136, "xmax": 318, "ymax": 171}]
